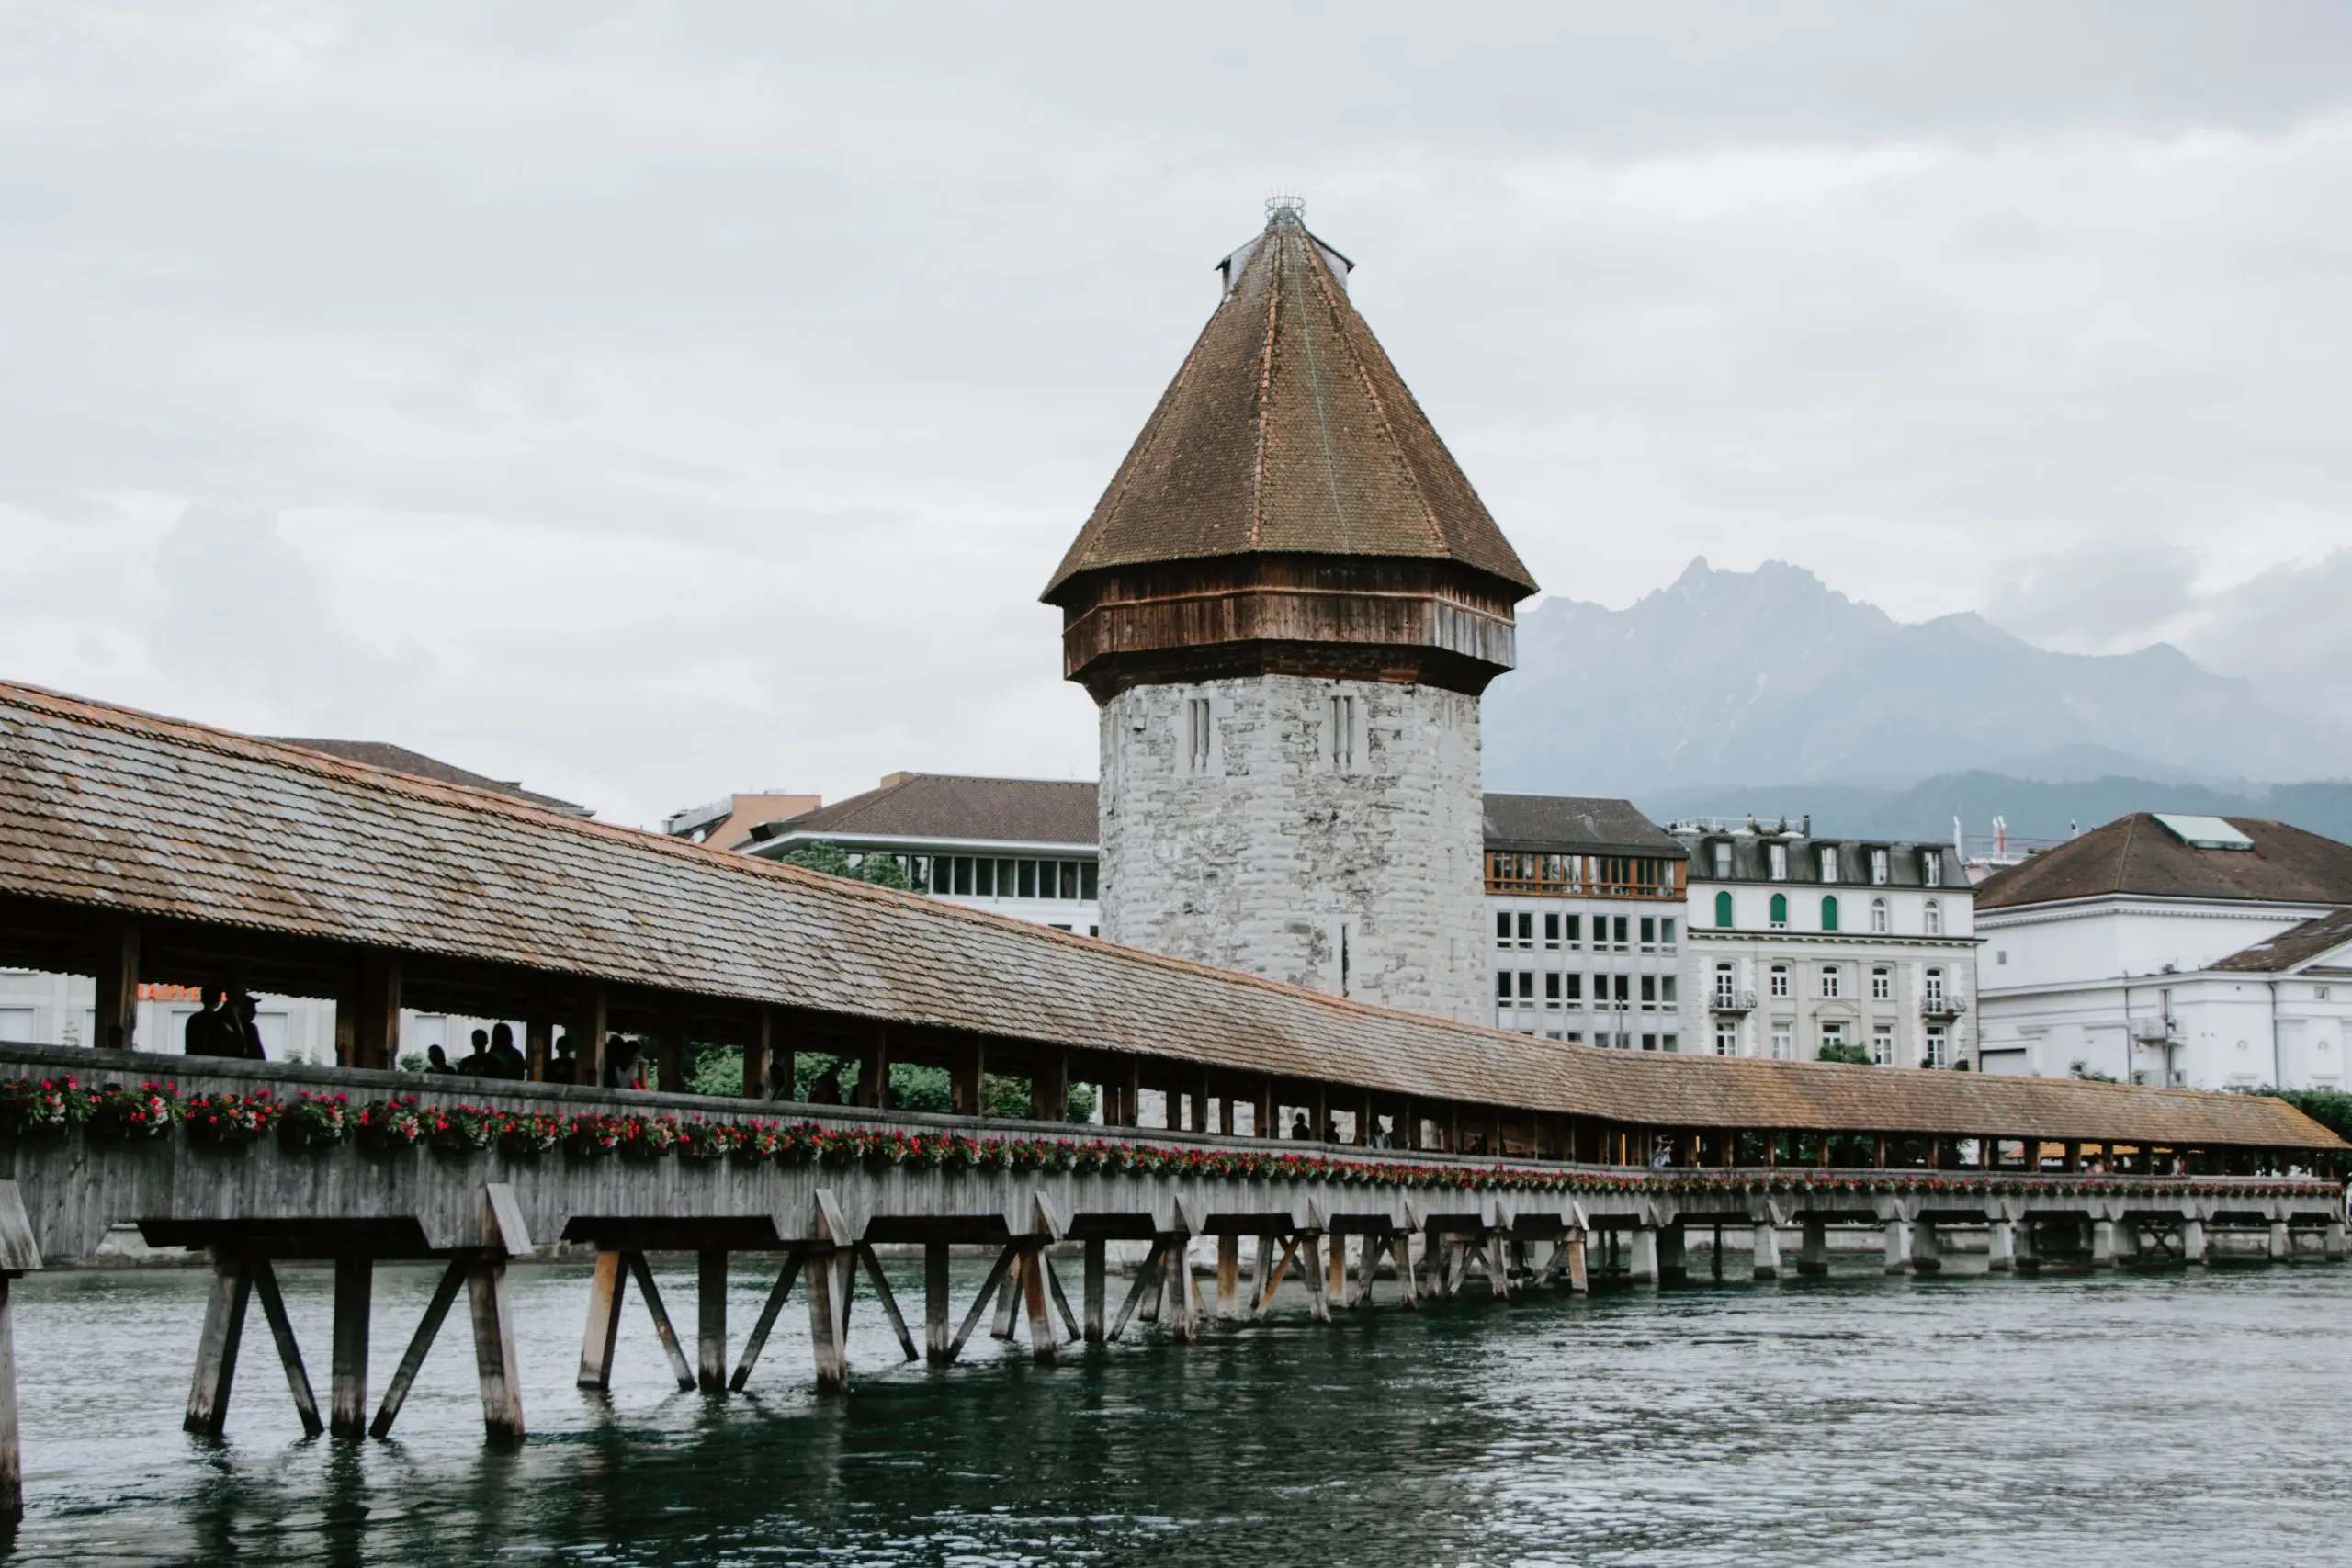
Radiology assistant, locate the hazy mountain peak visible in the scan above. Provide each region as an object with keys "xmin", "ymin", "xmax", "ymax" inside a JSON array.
[{"xmin": 1490, "ymin": 561, "xmax": 2346, "ymax": 796}]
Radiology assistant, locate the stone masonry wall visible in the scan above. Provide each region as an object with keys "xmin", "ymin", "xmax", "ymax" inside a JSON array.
[{"xmin": 1099, "ymin": 674, "xmax": 1489, "ymax": 1024}]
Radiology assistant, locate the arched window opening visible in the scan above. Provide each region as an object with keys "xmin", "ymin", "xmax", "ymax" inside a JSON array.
[
  {"xmin": 1714, "ymin": 890, "xmax": 1734, "ymax": 928},
  {"xmin": 1769, "ymin": 893, "xmax": 1788, "ymax": 930},
  {"xmin": 1925, "ymin": 899, "xmax": 1942, "ymax": 936},
  {"xmin": 1821, "ymin": 895, "xmax": 1839, "ymax": 932},
  {"xmin": 1871, "ymin": 897, "xmax": 1889, "ymax": 934}
]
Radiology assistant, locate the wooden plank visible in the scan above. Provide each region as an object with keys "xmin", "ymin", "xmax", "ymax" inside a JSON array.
[
  {"xmin": 696, "ymin": 1249, "xmax": 728, "ymax": 1393},
  {"xmin": 93, "ymin": 917, "xmax": 139, "ymax": 1050},
  {"xmin": 0, "ymin": 1277, "xmax": 18, "ymax": 1524},
  {"xmin": 185, "ymin": 1253, "xmax": 252, "ymax": 1437},
  {"xmin": 369, "ymin": 1257, "xmax": 467, "ymax": 1438},
  {"xmin": 625, "ymin": 1250, "xmax": 697, "ymax": 1392},
  {"xmin": 250, "ymin": 1259, "xmax": 323, "ymax": 1438},
  {"xmin": 328, "ymin": 1256, "xmax": 370, "ymax": 1438},
  {"xmin": 925, "ymin": 1242, "xmax": 953, "ymax": 1362},
  {"xmin": 1041, "ymin": 1252, "xmax": 1083, "ymax": 1342},
  {"xmin": 577, "ymin": 1249, "xmax": 628, "ymax": 1390},
  {"xmin": 1081, "ymin": 1238, "xmax": 1106, "ymax": 1344},
  {"xmin": 990, "ymin": 1249, "xmax": 1024, "ymax": 1340},
  {"xmin": 947, "ymin": 1246, "xmax": 1016, "ymax": 1361},
  {"xmin": 855, "ymin": 1245, "xmax": 919, "ymax": 1363},
  {"xmin": 1021, "ymin": 1247, "xmax": 1057, "ymax": 1365},
  {"xmin": 465, "ymin": 1258, "xmax": 526, "ymax": 1445},
  {"xmin": 1108, "ymin": 1242, "xmax": 1165, "ymax": 1339},
  {"xmin": 729, "ymin": 1247, "xmax": 805, "ymax": 1391},
  {"xmin": 1253, "ymin": 1237, "xmax": 1299, "ymax": 1320},
  {"xmin": 805, "ymin": 1247, "xmax": 854, "ymax": 1393},
  {"xmin": 1216, "ymin": 1233, "xmax": 1239, "ymax": 1319}
]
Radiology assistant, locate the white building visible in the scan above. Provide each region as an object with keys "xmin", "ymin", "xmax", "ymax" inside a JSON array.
[
  {"xmin": 1974, "ymin": 812, "xmax": 2352, "ymax": 1089},
  {"xmin": 739, "ymin": 773, "xmax": 1102, "ymax": 936},
  {"xmin": 1483, "ymin": 795, "xmax": 1692, "ymax": 1048},
  {"xmin": 1671, "ymin": 820, "xmax": 1976, "ymax": 1068}
]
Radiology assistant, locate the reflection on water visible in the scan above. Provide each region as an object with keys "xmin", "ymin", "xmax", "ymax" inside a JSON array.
[{"xmin": 7, "ymin": 1251, "xmax": 2351, "ymax": 1565}]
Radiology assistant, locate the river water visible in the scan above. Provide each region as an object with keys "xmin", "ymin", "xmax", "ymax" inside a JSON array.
[{"xmin": 6, "ymin": 1249, "xmax": 2348, "ymax": 1566}]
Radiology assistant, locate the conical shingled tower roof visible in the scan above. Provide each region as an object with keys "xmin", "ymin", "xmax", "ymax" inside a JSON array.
[{"xmin": 1045, "ymin": 207, "xmax": 1537, "ymax": 600}]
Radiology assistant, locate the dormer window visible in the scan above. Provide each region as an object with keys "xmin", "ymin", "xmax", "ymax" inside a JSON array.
[
  {"xmin": 1921, "ymin": 851, "xmax": 1941, "ymax": 887},
  {"xmin": 1820, "ymin": 847, "xmax": 1840, "ymax": 883},
  {"xmin": 1871, "ymin": 848, "xmax": 1888, "ymax": 886},
  {"xmin": 1713, "ymin": 840, "xmax": 1732, "ymax": 878},
  {"xmin": 1769, "ymin": 844, "xmax": 1788, "ymax": 881}
]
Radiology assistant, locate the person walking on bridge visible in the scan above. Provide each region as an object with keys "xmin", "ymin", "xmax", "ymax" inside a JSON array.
[
  {"xmin": 454, "ymin": 1029, "xmax": 495, "ymax": 1076},
  {"xmin": 182, "ymin": 986, "xmax": 236, "ymax": 1057},
  {"xmin": 485, "ymin": 1022, "xmax": 526, "ymax": 1080}
]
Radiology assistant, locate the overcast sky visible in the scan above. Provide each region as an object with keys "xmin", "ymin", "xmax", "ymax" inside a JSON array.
[{"xmin": 6, "ymin": 3, "xmax": 2350, "ymax": 824}]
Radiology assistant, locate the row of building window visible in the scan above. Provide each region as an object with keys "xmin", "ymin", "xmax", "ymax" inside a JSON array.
[
  {"xmin": 1730, "ymin": 963, "xmax": 1949, "ymax": 1004},
  {"xmin": 1712, "ymin": 891, "xmax": 1944, "ymax": 935},
  {"xmin": 1496, "ymin": 971, "xmax": 1679, "ymax": 1009},
  {"xmin": 915, "ymin": 855, "xmax": 1098, "ymax": 902},
  {"xmin": 1711, "ymin": 841, "xmax": 1942, "ymax": 887},
  {"xmin": 1715, "ymin": 1021, "xmax": 1951, "ymax": 1065},
  {"xmin": 1508, "ymin": 1027, "xmax": 1683, "ymax": 1051},
  {"xmin": 1485, "ymin": 853, "xmax": 1685, "ymax": 899},
  {"xmin": 1495, "ymin": 912, "xmax": 1677, "ymax": 953}
]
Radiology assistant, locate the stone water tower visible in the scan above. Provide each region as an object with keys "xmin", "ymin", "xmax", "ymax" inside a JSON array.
[{"xmin": 1043, "ymin": 201, "xmax": 1536, "ymax": 1023}]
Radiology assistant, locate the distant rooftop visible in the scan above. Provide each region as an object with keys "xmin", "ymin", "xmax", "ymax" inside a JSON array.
[
  {"xmin": 2212, "ymin": 907, "xmax": 2352, "ymax": 974},
  {"xmin": 1484, "ymin": 795, "xmax": 1684, "ymax": 858},
  {"xmin": 1976, "ymin": 813, "xmax": 2352, "ymax": 911},
  {"xmin": 266, "ymin": 738, "xmax": 588, "ymax": 817},
  {"xmin": 747, "ymin": 774, "xmax": 1101, "ymax": 852}
]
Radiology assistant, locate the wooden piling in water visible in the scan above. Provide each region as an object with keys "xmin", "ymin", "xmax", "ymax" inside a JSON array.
[{"xmin": 329, "ymin": 1257, "xmax": 370, "ymax": 1438}]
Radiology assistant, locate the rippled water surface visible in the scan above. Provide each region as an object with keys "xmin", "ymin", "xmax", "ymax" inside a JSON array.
[{"xmin": 7, "ymin": 1251, "xmax": 2349, "ymax": 1565}]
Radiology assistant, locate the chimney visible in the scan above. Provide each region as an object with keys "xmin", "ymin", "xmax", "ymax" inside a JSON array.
[
  {"xmin": 1801, "ymin": 814, "xmax": 1812, "ymax": 838},
  {"xmin": 879, "ymin": 771, "xmax": 918, "ymax": 790}
]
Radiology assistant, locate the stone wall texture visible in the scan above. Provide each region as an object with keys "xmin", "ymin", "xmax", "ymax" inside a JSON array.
[{"xmin": 1100, "ymin": 674, "xmax": 1489, "ymax": 1024}]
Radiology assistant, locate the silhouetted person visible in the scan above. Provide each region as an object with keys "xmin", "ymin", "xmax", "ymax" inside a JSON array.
[
  {"xmin": 183, "ymin": 986, "xmax": 237, "ymax": 1057},
  {"xmin": 603, "ymin": 1034, "xmax": 647, "ymax": 1091},
  {"xmin": 485, "ymin": 1021, "xmax": 526, "ymax": 1080},
  {"xmin": 424, "ymin": 1044, "xmax": 458, "ymax": 1076},
  {"xmin": 547, "ymin": 1033, "xmax": 578, "ymax": 1085},
  {"xmin": 454, "ymin": 1028, "xmax": 495, "ymax": 1076},
  {"xmin": 230, "ymin": 991, "xmax": 268, "ymax": 1060},
  {"xmin": 1288, "ymin": 1112, "xmax": 1310, "ymax": 1141},
  {"xmin": 808, "ymin": 1066, "xmax": 844, "ymax": 1105}
]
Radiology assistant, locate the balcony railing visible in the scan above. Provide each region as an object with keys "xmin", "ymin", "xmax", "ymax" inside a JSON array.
[
  {"xmin": 1709, "ymin": 990, "xmax": 1758, "ymax": 1016},
  {"xmin": 1920, "ymin": 994, "xmax": 1968, "ymax": 1021}
]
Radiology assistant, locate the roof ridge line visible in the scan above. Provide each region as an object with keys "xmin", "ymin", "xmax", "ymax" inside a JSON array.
[
  {"xmin": 1301, "ymin": 230, "xmax": 1452, "ymax": 558},
  {"xmin": 1282, "ymin": 224, "xmax": 1352, "ymax": 539}
]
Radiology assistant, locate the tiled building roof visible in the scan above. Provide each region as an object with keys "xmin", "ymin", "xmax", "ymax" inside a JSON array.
[
  {"xmin": 752, "ymin": 774, "xmax": 1099, "ymax": 849},
  {"xmin": 1484, "ymin": 795, "xmax": 1686, "ymax": 858},
  {"xmin": 268, "ymin": 738, "xmax": 587, "ymax": 816},
  {"xmin": 1043, "ymin": 208, "xmax": 1537, "ymax": 599},
  {"xmin": 2213, "ymin": 908, "xmax": 2352, "ymax": 974},
  {"xmin": 0, "ymin": 681, "xmax": 2334, "ymax": 1150},
  {"xmin": 1976, "ymin": 814, "xmax": 2352, "ymax": 911}
]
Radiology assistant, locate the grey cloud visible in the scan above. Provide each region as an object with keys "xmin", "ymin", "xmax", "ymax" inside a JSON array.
[{"xmin": 1982, "ymin": 541, "xmax": 2202, "ymax": 655}]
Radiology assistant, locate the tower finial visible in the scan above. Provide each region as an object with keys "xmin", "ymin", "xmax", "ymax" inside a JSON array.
[{"xmin": 1265, "ymin": 193, "xmax": 1306, "ymax": 223}]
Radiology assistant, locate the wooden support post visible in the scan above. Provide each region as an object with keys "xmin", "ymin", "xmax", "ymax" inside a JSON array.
[
  {"xmin": 858, "ymin": 1024, "xmax": 889, "ymax": 1110},
  {"xmin": 926, "ymin": 1242, "xmax": 954, "ymax": 1361},
  {"xmin": 1082, "ymin": 1238, "xmax": 1107, "ymax": 1343},
  {"xmin": 1042, "ymin": 1252, "xmax": 1084, "ymax": 1342},
  {"xmin": 991, "ymin": 1250, "xmax": 1025, "ymax": 1339},
  {"xmin": 1021, "ymin": 1246, "xmax": 1057, "ymax": 1364},
  {"xmin": 574, "ymin": 986, "xmax": 607, "ymax": 1087},
  {"xmin": 1137, "ymin": 1242, "xmax": 1163, "ymax": 1324},
  {"xmin": 952, "ymin": 1037, "xmax": 986, "ymax": 1117},
  {"xmin": 729, "ymin": 1248, "xmax": 806, "ymax": 1390},
  {"xmin": 1354, "ymin": 1233, "xmax": 1379, "ymax": 1307},
  {"xmin": 1033, "ymin": 1049, "xmax": 1069, "ymax": 1122},
  {"xmin": 1254, "ymin": 1237, "xmax": 1299, "ymax": 1319},
  {"xmin": 1396, "ymin": 1233, "xmax": 1420, "ymax": 1309},
  {"xmin": 466, "ymin": 1258, "xmax": 525, "ymax": 1445},
  {"xmin": 351, "ymin": 953, "xmax": 402, "ymax": 1071},
  {"xmin": 1108, "ymin": 1242, "xmax": 1165, "ymax": 1339},
  {"xmin": 947, "ymin": 1247, "xmax": 1016, "ymax": 1361},
  {"xmin": 1215, "ymin": 1234, "xmax": 1239, "ymax": 1319},
  {"xmin": 369, "ymin": 1258, "xmax": 467, "ymax": 1438},
  {"xmin": 806, "ymin": 1247, "xmax": 852, "ymax": 1393},
  {"xmin": 855, "ymin": 1245, "xmax": 920, "ymax": 1362},
  {"xmin": 1565, "ymin": 1231, "xmax": 1589, "ymax": 1294},
  {"xmin": 525, "ymin": 1015, "xmax": 552, "ymax": 1083},
  {"xmin": 93, "ymin": 917, "xmax": 140, "ymax": 1049},
  {"xmin": 696, "ymin": 1249, "xmax": 728, "ymax": 1394},
  {"xmin": 625, "ymin": 1251, "xmax": 697, "ymax": 1392},
  {"xmin": 1327, "ymin": 1230, "xmax": 1350, "ymax": 1308},
  {"xmin": 0, "ymin": 1277, "xmax": 19, "ymax": 1524},
  {"xmin": 655, "ymin": 998, "xmax": 687, "ymax": 1096},
  {"xmin": 1305, "ymin": 1235, "xmax": 1331, "ymax": 1323},
  {"xmin": 250, "ymin": 1259, "xmax": 323, "ymax": 1438},
  {"xmin": 1120, "ymin": 1058, "xmax": 1142, "ymax": 1129},
  {"xmin": 1255, "ymin": 1077, "xmax": 1274, "ymax": 1139},
  {"xmin": 1251, "ymin": 1233, "xmax": 1278, "ymax": 1313},
  {"xmin": 186, "ymin": 1252, "xmax": 252, "ymax": 1437},
  {"xmin": 578, "ymin": 1249, "xmax": 628, "ymax": 1390},
  {"xmin": 1159, "ymin": 1239, "xmax": 1196, "ymax": 1341},
  {"xmin": 328, "ymin": 1257, "xmax": 370, "ymax": 1438},
  {"xmin": 741, "ymin": 1007, "xmax": 773, "ymax": 1100}
]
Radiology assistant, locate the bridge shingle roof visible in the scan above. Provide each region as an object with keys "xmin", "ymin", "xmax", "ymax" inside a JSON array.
[{"xmin": 0, "ymin": 680, "xmax": 2335, "ymax": 1151}]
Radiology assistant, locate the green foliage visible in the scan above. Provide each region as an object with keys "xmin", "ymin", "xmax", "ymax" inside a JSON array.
[
  {"xmin": 888, "ymin": 1064, "xmax": 952, "ymax": 1112},
  {"xmin": 1816, "ymin": 1042, "xmax": 1872, "ymax": 1065},
  {"xmin": 2069, "ymin": 1059, "xmax": 2120, "ymax": 1083},
  {"xmin": 2231, "ymin": 1085, "xmax": 2352, "ymax": 1141},
  {"xmin": 396, "ymin": 1052, "xmax": 426, "ymax": 1074},
  {"xmin": 777, "ymin": 840, "xmax": 910, "ymax": 889},
  {"xmin": 688, "ymin": 1043, "xmax": 743, "ymax": 1097}
]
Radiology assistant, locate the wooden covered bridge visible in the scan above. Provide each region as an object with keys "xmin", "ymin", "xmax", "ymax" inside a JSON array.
[{"xmin": 0, "ymin": 679, "xmax": 2341, "ymax": 1519}]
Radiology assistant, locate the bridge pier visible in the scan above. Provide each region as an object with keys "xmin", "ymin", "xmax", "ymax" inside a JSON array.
[
  {"xmin": 185, "ymin": 1252, "xmax": 252, "ymax": 1438},
  {"xmin": 2268, "ymin": 1217, "xmax": 2293, "ymax": 1264},
  {"xmin": 1910, "ymin": 1219, "xmax": 1941, "ymax": 1275},
  {"xmin": 1751, "ymin": 1214, "xmax": 1782, "ymax": 1280},
  {"xmin": 2181, "ymin": 1215, "xmax": 2208, "ymax": 1266},
  {"xmin": 2091, "ymin": 1219, "xmax": 2120, "ymax": 1269},
  {"xmin": 330, "ymin": 1258, "xmax": 370, "ymax": 1438},
  {"xmin": 2325, "ymin": 1219, "xmax": 2346, "ymax": 1263},
  {"xmin": 1080, "ymin": 1240, "xmax": 1105, "ymax": 1345},
  {"xmin": 1216, "ymin": 1234, "xmax": 1239, "ymax": 1319},
  {"xmin": 1797, "ymin": 1219, "xmax": 1828, "ymax": 1276},
  {"xmin": 1987, "ymin": 1216, "xmax": 2017, "ymax": 1273},
  {"xmin": 465, "ymin": 1257, "xmax": 525, "ymax": 1445},
  {"xmin": 1882, "ymin": 1215, "xmax": 1914, "ymax": 1276},
  {"xmin": 2015, "ymin": 1217, "xmax": 2043, "ymax": 1276},
  {"xmin": 578, "ymin": 1249, "xmax": 627, "ymax": 1389},
  {"xmin": 929, "ymin": 1243, "xmax": 956, "ymax": 1359},
  {"xmin": 806, "ymin": 1246, "xmax": 852, "ymax": 1395},
  {"xmin": 697, "ymin": 1249, "xmax": 728, "ymax": 1394},
  {"xmin": 1626, "ymin": 1227, "xmax": 1659, "ymax": 1286},
  {"xmin": 1563, "ymin": 1228, "xmax": 1588, "ymax": 1295},
  {"xmin": 1657, "ymin": 1224, "xmax": 1687, "ymax": 1287}
]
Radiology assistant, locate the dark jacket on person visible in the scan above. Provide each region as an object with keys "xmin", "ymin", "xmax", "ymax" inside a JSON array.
[{"xmin": 184, "ymin": 1006, "xmax": 240, "ymax": 1058}]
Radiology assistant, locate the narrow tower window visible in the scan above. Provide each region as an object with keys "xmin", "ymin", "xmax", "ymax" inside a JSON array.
[
  {"xmin": 1186, "ymin": 696, "xmax": 1213, "ymax": 774},
  {"xmin": 1327, "ymin": 693, "xmax": 1358, "ymax": 772}
]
